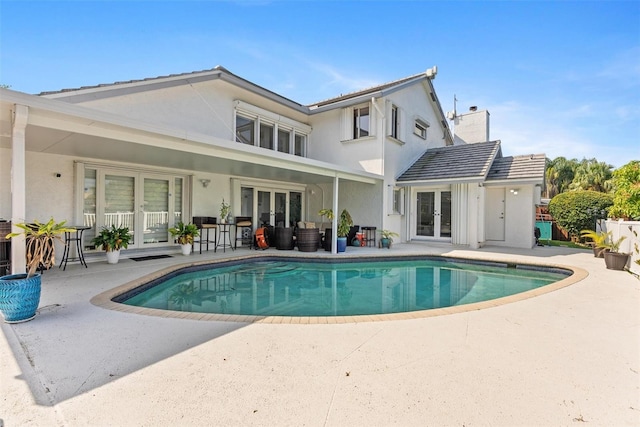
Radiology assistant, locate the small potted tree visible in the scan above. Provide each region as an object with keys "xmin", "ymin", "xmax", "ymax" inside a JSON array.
[
  {"xmin": 317, "ymin": 208, "xmax": 353, "ymax": 252},
  {"xmin": 1, "ymin": 219, "xmax": 75, "ymax": 322},
  {"xmin": 169, "ymin": 222, "xmax": 199, "ymax": 255},
  {"xmin": 219, "ymin": 199, "xmax": 231, "ymax": 224},
  {"xmin": 580, "ymin": 229, "xmax": 608, "ymax": 258},
  {"xmin": 92, "ymin": 225, "xmax": 132, "ymax": 264},
  {"xmin": 378, "ymin": 229, "xmax": 399, "ymax": 249},
  {"xmin": 602, "ymin": 235, "xmax": 629, "ymax": 270}
]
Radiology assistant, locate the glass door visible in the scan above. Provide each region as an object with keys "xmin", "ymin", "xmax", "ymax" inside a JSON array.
[
  {"xmin": 103, "ymin": 173, "xmax": 137, "ymax": 244},
  {"xmin": 414, "ymin": 189, "xmax": 451, "ymax": 240},
  {"xmin": 246, "ymin": 187, "xmax": 303, "ymax": 228},
  {"xmin": 95, "ymin": 169, "xmax": 185, "ymax": 249},
  {"xmin": 141, "ymin": 176, "xmax": 170, "ymax": 245}
]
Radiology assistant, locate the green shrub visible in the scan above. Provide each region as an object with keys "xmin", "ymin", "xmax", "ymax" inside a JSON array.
[
  {"xmin": 608, "ymin": 160, "xmax": 640, "ymax": 220},
  {"xmin": 548, "ymin": 190, "xmax": 613, "ymax": 239}
]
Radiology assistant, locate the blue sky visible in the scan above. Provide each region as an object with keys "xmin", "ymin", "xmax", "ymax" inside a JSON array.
[{"xmin": 1, "ymin": 0, "xmax": 638, "ymax": 168}]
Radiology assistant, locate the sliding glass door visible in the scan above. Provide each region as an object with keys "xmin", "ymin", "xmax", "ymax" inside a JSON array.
[{"xmin": 84, "ymin": 167, "xmax": 186, "ymax": 250}]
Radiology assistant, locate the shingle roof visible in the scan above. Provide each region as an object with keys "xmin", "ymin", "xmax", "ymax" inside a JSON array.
[
  {"xmin": 38, "ymin": 66, "xmax": 226, "ymax": 96},
  {"xmin": 397, "ymin": 141, "xmax": 501, "ymax": 183},
  {"xmin": 308, "ymin": 72, "xmax": 425, "ymax": 108},
  {"xmin": 486, "ymin": 153, "xmax": 546, "ymax": 181}
]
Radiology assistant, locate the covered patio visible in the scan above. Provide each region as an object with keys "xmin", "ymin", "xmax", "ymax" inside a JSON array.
[{"xmin": 0, "ymin": 88, "xmax": 382, "ymax": 272}]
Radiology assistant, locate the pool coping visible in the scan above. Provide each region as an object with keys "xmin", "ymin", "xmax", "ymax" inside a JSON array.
[{"xmin": 89, "ymin": 252, "xmax": 589, "ymax": 324}]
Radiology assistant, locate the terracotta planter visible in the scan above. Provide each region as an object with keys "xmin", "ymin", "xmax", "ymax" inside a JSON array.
[{"xmin": 604, "ymin": 251, "xmax": 629, "ymax": 270}]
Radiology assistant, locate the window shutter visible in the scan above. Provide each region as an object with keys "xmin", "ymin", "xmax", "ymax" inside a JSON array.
[
  {"xmin": 340, "ymin": 108, "xmax": 351, "ymax": 141},
  {"xmin": 369, "ymin": 101, "xmax": 376, "ymax": 137},
  {"xmin": 398, "ymin": 107, "xmax": 406, "ymax": 142},
  {"xmin": 385, "ymin": 100, "xmax": 393, "ymax": 136}
]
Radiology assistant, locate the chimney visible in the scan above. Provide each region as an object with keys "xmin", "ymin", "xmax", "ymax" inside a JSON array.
[{"xmin": 453, "ymin": 107, "xmax": 490, "ymax": 144}]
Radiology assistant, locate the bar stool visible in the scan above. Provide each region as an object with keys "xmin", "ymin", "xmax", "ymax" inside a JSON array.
[
  {"xmin": 192, "ymin": 216, "xmax": 217, "ymax": 254},
  {"xmin": 234, "ymin": 216, "xmax": 253, "ymax": 249},
  {"xmin": 361, "ymin": 226, "xmax": 377, "ymax": 247}
]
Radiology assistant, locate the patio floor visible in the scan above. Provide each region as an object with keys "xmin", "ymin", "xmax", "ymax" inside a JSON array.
[{"xmin": 1, "ymin": 243, "xmax": 638, "ymax": 426}]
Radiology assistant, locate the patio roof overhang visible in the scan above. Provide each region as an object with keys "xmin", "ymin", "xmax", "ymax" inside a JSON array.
[{"xmin": 0, "ymin": 88, "xmax": 380, "ymax": 185}]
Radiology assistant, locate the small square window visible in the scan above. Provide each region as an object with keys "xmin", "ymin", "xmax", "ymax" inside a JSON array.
[{"xmin": 414, "ymin": 120, "xmax": 428, "ymax": 139}]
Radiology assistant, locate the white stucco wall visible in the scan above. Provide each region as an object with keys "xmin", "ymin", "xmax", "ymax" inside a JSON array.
[
  {"xmin": 485, "ymin": 185, "xmax": 537, "ymax": 249},
  {"xmin": 67, "ymin": 80, "xmax": 311, "ymax": 145},
  {"xmin": 0, "ymin": 147, "xmax": 11, "ymax": 220}
]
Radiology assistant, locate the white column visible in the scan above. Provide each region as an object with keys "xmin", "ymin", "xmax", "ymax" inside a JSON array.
[
  {"xmin": 332, "ymin": 175, "xmax": 339, "ymax": 254},
  {"xmin": 11, "ymin": 104, "xmax": 28, "ymax": 274}
]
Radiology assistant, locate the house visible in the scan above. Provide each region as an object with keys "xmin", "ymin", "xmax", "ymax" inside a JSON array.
[{"xmin": 0, "ymin": 66, "xmax": 544, "ymax": 273}]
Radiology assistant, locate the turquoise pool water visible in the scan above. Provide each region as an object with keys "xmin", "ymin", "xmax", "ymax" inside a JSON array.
[{"xmin": 118, "ymin": 257, "xmax": 570, "ymax": 317}]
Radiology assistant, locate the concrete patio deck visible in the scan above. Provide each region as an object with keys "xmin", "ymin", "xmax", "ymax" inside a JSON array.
[{"xmin": 1, "ymin": 243, "xmax": 638, "ymax": 426}]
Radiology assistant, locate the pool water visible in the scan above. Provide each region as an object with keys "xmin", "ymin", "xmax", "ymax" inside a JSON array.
[{"xmin": 119, "ymin": 258, "xmax": 570, "ymax": 317}]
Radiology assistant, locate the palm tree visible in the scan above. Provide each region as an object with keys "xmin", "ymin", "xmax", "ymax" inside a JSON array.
[
  {"xmin": 569, "ymin": 158, "xmax": 613, "ymax": 193},
  {"xmin": 545, "ymin": 157, "xmax": 578, "ymax": 198}
]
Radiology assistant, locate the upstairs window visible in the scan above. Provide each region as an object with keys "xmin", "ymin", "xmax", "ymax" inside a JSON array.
[
  {"xmin": 414, "ymin": 119, "xmax": 429, "ymax": 139},
  {"xmin": 260, "ymin": 122, "xmax": 274, "ymax": 149},
  {"xmin": 234, "ymin": 101, "xmax": 311, "ymax": 157},
  {"xmin": 236, "ymin": 114, "xmax": 255, "ymax": 145},
  {"xmin": 391, "ymin": 105, "xmax": 399, "ymax": 139},
  {"xmin": 353, "ymin": 106, "xmax": 370, "ymax": 139},
  {"xmin": 278, "ymin": 129, "xmax": 291, "ymax": 154},
  {"xmin": 294, "ymin": 134, "xmax": 306, "ymax": 157}
]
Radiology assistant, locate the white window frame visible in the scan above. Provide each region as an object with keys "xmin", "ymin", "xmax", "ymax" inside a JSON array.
[
  {"xmin": 234, "ymin": 100, "xmax": 311, "ymax": 156},
  {"xmin": 388, "ymin": 186, "xmax": 405, "ymax": 215},
  {"xmin": 413, "ymin": 117, "xmax": 429, "ymax": 140},
  {"xmin": 340, "ymin": 102, "xmax": 377, "ymax": 143}
]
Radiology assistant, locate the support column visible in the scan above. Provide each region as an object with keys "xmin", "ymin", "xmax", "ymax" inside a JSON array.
[
  {"xmin": 332, "ymin": 175, "xmax": 339, "ymax": 254},
  {"xmin": 11, "ymin": 104, "xmax": 28, "ymax": 274}
]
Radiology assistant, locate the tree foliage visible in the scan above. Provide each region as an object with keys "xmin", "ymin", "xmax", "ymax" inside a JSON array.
[
  {"xmin": 568, "ymin": 158, "xmax": 613, "ymax": 192},
  {"xmin": 548, "ymin": 190, "xmax": 613, "ymax": 238},
  {"xmin": 608, "ymin": 160, "xmax": 640, "ymax": 220},
  {"xmin": 544, "ymin": 157, "xmax": 577, "ymax": 198}
]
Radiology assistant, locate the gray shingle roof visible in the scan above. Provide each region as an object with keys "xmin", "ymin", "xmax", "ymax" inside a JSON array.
[
  {"xmin": 308, "ymin": 73, "xmax": 425, "ymax": 108},
  {"xmin": 486, "ymin": 153, "xmax": 546, "ymax": 181},
  {"xmin": 397, "ymin": 141, "xmax": 501, "ymax": 183}
]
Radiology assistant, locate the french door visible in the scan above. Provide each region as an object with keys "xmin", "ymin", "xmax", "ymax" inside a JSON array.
[
  {"xmin": 413, "ymin": 189, "xmax": 451, "ymax": 240},
  {"xmin": 241, "ymin": 186, "xmax": 303, "ymax": 228},
  {"xmin": 89, "ymin": 169, "xmax": 184, "ymax": 249}
]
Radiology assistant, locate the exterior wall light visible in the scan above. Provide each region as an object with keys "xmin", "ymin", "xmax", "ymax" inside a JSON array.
[{"xmin": 200, "ymin": 179, "xmax": 211, "ymax": 188}]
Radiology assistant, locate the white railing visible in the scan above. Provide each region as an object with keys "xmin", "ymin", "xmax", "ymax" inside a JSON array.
[
  {"xmin": 83, "ymin": 211, "xmax": 184, "ymax": 231},
  {"xmin": 104, "ymin": 212, "xmax": 135, "ymax": 228}
]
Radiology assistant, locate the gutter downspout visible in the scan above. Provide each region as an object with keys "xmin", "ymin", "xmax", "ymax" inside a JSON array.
[{"xmin": 371, "ymin": 96, "xmax": 386, "ymax": 233}]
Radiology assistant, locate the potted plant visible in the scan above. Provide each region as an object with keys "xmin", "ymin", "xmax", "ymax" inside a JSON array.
[
  {"xmin": 317, "ymin": 208, "xmax": 353, "ymax": 252},
  {"xmin": 219, "ymin": 199, "xmax": 231, "ymax": 224},
  {"xmin": 92, "ymin": 225, "xmax": 132, "ymax": 264},
  {"xmin": 169, "ymin": 222, "xmax": 199, "ymax": 255},
  {"xmin": 378, "ymin": 229, "xmax": 399, "ymax": 249},
  {"xmin": 1, "ymin": 219, "xmax": 75, "ymax": 323},
  {"xmin": 580, "ymin": 229, "xmax": 608, "ymax": 258},
  {"xmin": 601, "ymin": 235, "xmax": 629, "ymax": 270}
]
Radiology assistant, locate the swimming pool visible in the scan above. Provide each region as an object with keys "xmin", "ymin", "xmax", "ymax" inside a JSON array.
[{"xmin": 114, "ymin": 256, "xmax": 571, "ymax": 318}]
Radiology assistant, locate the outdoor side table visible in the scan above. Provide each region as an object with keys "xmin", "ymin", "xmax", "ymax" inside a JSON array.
[
  {"xmin": 215, "ymin": 223, "xmax": 235, "ymax": 253},
  {"xmin": 59, "ymin": 225, "xmax": 91, "ymax": 270}
]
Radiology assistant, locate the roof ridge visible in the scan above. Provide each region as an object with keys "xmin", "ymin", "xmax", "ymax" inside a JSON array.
[{"xmin": 307, "ymin": 71, "xmax": 427, "ymax": 108}]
